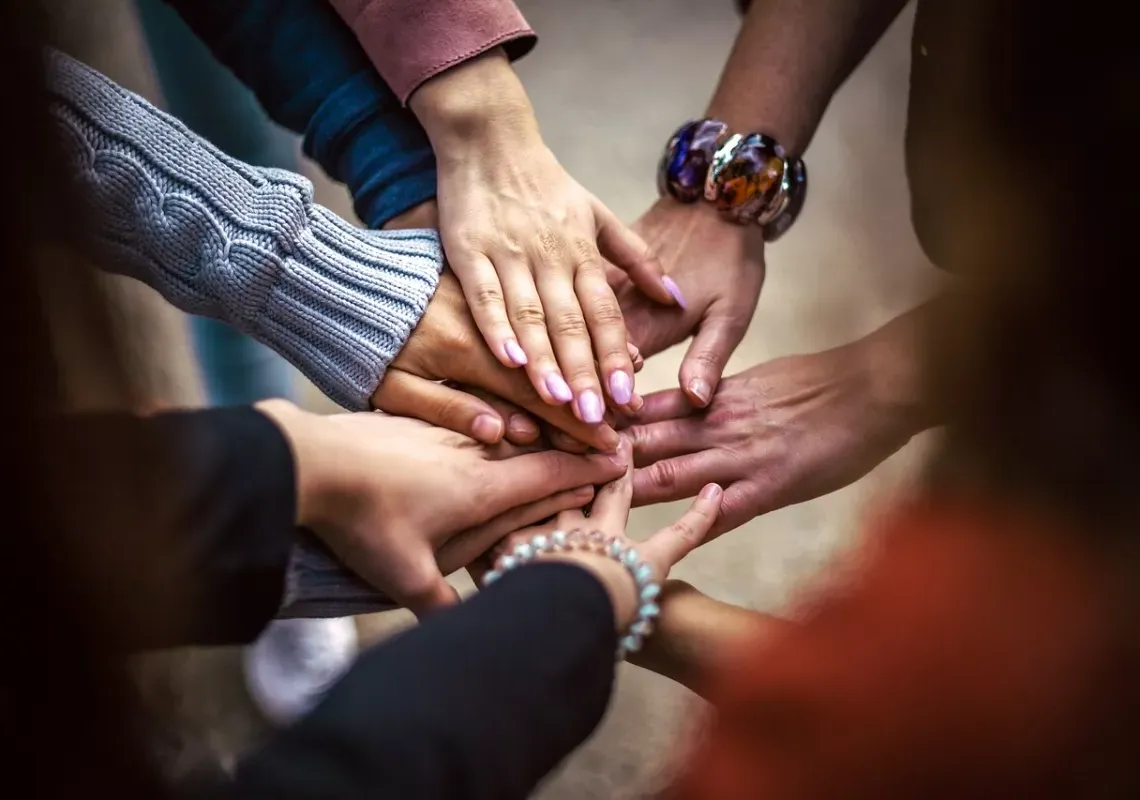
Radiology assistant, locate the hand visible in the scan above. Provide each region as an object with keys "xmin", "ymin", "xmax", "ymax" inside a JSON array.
[
  {"xmin": 472, "ymin": 439, "xmax": 723, "ymax": 630},
  {"xmin": 612, "ymin": 198, "xmax": 765, "ymax": 406},
  {"xmin": 410, "ymin": 50, "xmax": 677, "ymax": 420},
  {"xmin": 256, "ymin": 400, "xmax": 627, "ymax": 616},
  {"xmin": 375, "ymin": 270, "xmax": 623, "ymax": 451},
  {"xmin": 623, "ymin": 316, "xmax": 930, "ymax": 537}
]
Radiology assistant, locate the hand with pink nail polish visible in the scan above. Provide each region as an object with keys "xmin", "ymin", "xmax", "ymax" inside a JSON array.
[
  {"xmin": 609, "ymin": 199, "xmax": 766, "ymax": 409},
  {"xmin": 408, "ymin": 50, "xmax": 680, "ymax": 421}
]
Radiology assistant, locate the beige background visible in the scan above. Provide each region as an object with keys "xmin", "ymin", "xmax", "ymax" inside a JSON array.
[{"xmin": 59, "ymin": 0, "xmax": 940, "ymax": 795}]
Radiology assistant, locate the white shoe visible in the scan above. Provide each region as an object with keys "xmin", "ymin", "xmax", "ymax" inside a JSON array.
[{"xmin": 243, "ymin": 617, "xmax": 359, "ymax": 726}]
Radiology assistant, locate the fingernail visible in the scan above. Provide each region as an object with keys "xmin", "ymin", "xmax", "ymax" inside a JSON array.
[
  {"xmin": 508, "ymin": 413, "xmax": 538, "ymax": 439},
  {"xmin": 472, "ymin": 414, "xmax": 503, "ymax": 442},
  {"xmin": 545, "ymin": 373, "xmax": 574, "ymax": 404},
  {"xmin": 700, "ymin": 483, "xmax": 723, "ymax": 500},
  {"xmin": 504, "ymin": 339, "xmax": 528, "ymax": 366},
  {"xmin": 607, "ymin": 447, "xmax": 628, "ymax": 468},
  {"xmin": 609, "ymin": 370, "xmax": 633, "ymax": 405},
  {"xmin": 627, "ymin": 342, "xmax": 641, "ymax": 359},
  {"xmin": 662, "ymin": 276, "xmax": 688, "ymax": 309},
  {"xmin": 576, "ymin": 389, "xmax": 604, "ymax": 424},
  {"xmin": 687, "ymin": 378, "xmax": 711, "ymax": 406},
  {"xmin": 599, "ymin": 426, "xmax": 622, "ymax": 452},
  {"xmin": 628, "ymin": 392, "xmax": 645, "ymax": 412}
]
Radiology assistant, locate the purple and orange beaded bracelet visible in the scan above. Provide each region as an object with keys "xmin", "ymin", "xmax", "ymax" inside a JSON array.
[{"xmin": 657, "ymin": 118, "xmax": 807, "ymax": 242}]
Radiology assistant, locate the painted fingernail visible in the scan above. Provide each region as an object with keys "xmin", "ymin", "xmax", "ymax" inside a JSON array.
[
  {"xmin": 662, "ymin": 276, "xmax": 688, "ymax": 309},
  {"xmin": 545, "ymin": 373, "xmax": 574, "ymax": 404},
  {"xmin": 687, "ymin": 378, "xmax": 711, "ymax": 406},
  {"xmin": 577, "ymin": 389, "xmax": 604, "ymax": 424},
  {"xmin": 472, "ymin": 414, "xmax": 504, "ymax": 442},
  {"xmin": 507, "ymin": 413, "xmax": 539, "ymax": 440},
  {"xmin": 700, "ymin": 483, "xmax": 723, "ymax": 500},
  {"xmin": 504, "ymin": 339, "xmax": 528, "ymax": 366},
  {"xmin": 609, "ymin": 370, "xmax": 633, "ymax": 405}
]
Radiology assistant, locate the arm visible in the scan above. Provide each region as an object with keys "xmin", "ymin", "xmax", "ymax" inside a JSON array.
[
  {"xmin": 47, "ymin": 50, "xmax": 442, "ymax": 410},
  {"xmin": 628, "ymin": 581, "xmax": 786, "ymax": 698},
  {"xmin": 234, "ymin": 563, "xmax": 619, "ymax": 799},
  {"xmin": 159, "ymin": 0, "xmax": 436, "ymax": 228},
  {"xmin": 327, "ymin": 0, "xmax": 536, "ymax": 105},
  {"xmin": 62, "ymin": 407, "xmax": 297, "ymax": 649}
]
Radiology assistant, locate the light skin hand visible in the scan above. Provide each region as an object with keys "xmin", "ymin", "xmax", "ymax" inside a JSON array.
[
  {"xmin": 471, "ymin": 439, "xmax": 724, "ymax": 630},
  {"xmin": 611, "ymin": 199, "xmax": 764, "ymax": 407},
  {"xmin": 409, "ymin": 49, "xmax": 677, "ymax": 419},
  {"xmin": 256, "ymin": 400, "xmax": 628, "ymax": 617},
  {"xmin": 622, "ymin": 307, "xmax": 933, "ymax": 537}
]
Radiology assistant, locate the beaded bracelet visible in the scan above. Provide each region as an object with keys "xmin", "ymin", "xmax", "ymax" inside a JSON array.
[
  {"xmin": 482, "ymin": 529, "xmax": 662, "ymax": 660},
  {"xmin": 658, "ymin": 118, "xmax": 807, "ymax": 241}
]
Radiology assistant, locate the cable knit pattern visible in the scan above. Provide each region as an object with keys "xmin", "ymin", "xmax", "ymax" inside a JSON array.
[{"xmin": 45, "ymin": 50, "xmax": 443, "ymax": 410}]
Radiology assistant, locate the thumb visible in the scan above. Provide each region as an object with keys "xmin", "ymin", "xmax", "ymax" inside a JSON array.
[
  {"xmin": 375, "ymin": 369, "xmax": 506, "ymax": 445},
  {"xmin": 678, "ymin": 309, "xmax": 748, "ymax": 407},
  {"xmin": 642, "ymin": 483, "xmax": 723, "ymax": 572},
  {"xmin": 354, "ymin": 540, "xmax": 460, "ymax": 619},
  {"xmin": 592, "ymin": 199, "xmax": 676, "ymax": 307}
]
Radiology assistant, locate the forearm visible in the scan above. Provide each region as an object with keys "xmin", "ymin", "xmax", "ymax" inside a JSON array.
[
  {"xmin": 159, "ymin": 0, "xmax": 437, "ymax": 227},
  {"xmin": 47, "ymin": 50, "xmax": 442, "ymax": 410},
  {"xmin": 628, "ymin": 581, "xmax": 784, "ymax": 697},
  {"xmin": 711, "ymin": 0, "xmax": 910, "ymax": 153}
]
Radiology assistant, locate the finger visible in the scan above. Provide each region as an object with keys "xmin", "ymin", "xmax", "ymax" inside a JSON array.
[
  {"xmin": 710, "ymin": 481, "xmax": 758, "ymax": 539},
  {"xmin": 443, "ymin": 485, "xmax": 597, "ymax": 577},
  {"xmin": 631, "ymin": 450, "xmax": 734, "ymax": 507},
  {"xmin": 679, "ymin": 309, "xmax": 750, "ymax": 408},
  {"xmin": 575, "ymin": 262, "xmax": 636, "ymax": 409},
  {"xmin": 588, "ymin": 437, "xmax": 634, "ymax": 535},
  {"xmin": 481, "ymin": 448, "xmax": 629, "ymax": 520},
  {"xmin": 449, "ymin": 250, "xmax": 528, "ymax": 370},
  {"xmin": 626, "ymin": 418, "xmax": 704, "ymax": 467},
  {"xmin": 629, "ymin": 342, "xmax": 645, "ymax": 373},
  {"xmin": 350, "ymin": 540, "xmax": 459, "ymax": 619},
  {"xmin": 641, "ymin": 484, "xmax": 723, "ymax": 569},
  {"xmin": 378, "ymin": 370, "xmax": 505, "ymax": 444},
  {"xmin": 632, "ymin": 388, "xmax": 698, "ymax": 424},
  {"xmin": 452, "ymin": 384, "xmax": 541, "ymax": 445},
  {"xmin": 592, "ymin": 198, "xmax": 677, "ymax": 307},
  {"xmin": 497, "ymin": 254, "xmax": 571, "ymax": 406},
  {"xmin": 548, "ymin": 427, "xmax": 592, "ymax": 453},
  {"xmin": 534, "ymin": 253, "xmax": 605, "ymax": 425}
]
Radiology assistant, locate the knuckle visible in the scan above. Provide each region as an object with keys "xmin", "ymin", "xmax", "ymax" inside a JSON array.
[
  {"xmin": 572, "ymin": 238, "xmax": 601, "ymax": 270},
  {"xmin": 512, "ymin": 302, "xmax": 547, "ymax": 328},
  {"xmin": 536, "ymin": 228, "xmax": 566, "ymax": 259},
  {"xmin": 669, "ymin": 518, "xmax": 699, "ymax": 543},
  {"xmin": 647, "ymin": 459, "xmax": 679, "ymax": 490},
  {"xmin": 472, "ymin": 283, "xmax": 504, "ymax": 309},
  {"xmin": 553, "ymin": 312, "xmax": 589, "ymax": 338}
]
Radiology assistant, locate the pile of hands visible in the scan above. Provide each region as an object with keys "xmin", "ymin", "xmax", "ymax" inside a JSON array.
[{"xmin": 260, "ymin": 53, "xmax": 926, "ymax": 618}]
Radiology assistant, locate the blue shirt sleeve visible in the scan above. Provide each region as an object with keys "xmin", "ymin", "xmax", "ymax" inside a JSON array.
[{"xmin": 160, "ymin": 0, "xmax": 437, "ymax": 228}]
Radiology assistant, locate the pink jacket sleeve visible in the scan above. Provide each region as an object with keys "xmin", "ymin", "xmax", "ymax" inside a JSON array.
[{"xmin": 327, "ymin": 0, "xmax": 537, "ymax": 104}]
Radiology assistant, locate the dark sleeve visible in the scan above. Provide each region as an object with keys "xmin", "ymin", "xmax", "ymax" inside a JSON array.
[
  {"xmin": 159, "ymin": 0, "xmax": 436, "ymax": 227},
  {"xmin": 64, "ymin": 407, "xmax": 297, "ymax": 649},
  {"xmin": 232, "ymin": 563, "xmax": 619, "ymax": 800}
]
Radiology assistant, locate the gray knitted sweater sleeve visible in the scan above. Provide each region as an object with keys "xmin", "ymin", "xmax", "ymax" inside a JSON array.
[{"xmin": 45, "ymin": 50, "xmax": 443, "ymax": 410}]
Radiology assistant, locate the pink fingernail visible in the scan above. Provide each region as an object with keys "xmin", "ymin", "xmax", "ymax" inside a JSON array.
[
  {"xmin": 545, "ymin": 373, "xmax": 574, "ymax": 404},
  {"xmin": 609, "ymin": 370, "xmax": 633, "ymax": 405},
  {"xmin": 662, "ymin": 276, "xmax": 688, "ymax": 309},
  {"xmin": 504, "ymin": 339, "xmax": 528, "ymax": 366},
  {"xmin": 576, "ymin": 389, "xmax": 604, "ymax": 424},
  {"xmin": 472, "ymin": 414, "xmax": 504, "ymax": 442},
  {"xmin": 700, "ymin": 483, "xmax": 723, "ymax": 500}
]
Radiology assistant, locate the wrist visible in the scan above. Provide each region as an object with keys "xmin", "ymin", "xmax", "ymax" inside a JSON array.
[
  {"xmin": 409, "ymin": 48, "xmax": 540, "ymax": 160},
  {"xmin": 254, "ymin": 400, "xmax": 334, "ymax": 528},
  {"xmin": 859, "ymin": 305, "xmax": 939, "ymax": 436}
]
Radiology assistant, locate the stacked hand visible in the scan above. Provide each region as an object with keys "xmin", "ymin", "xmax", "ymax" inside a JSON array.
[{"xmin": 257, "ymin": 400, "xmax": 627, "ymax": 616}]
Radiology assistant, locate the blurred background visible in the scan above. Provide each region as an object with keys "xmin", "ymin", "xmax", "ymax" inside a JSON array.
[{"xmin": 49, "ymin": 0, "xmax": 939, "ymax": 795}]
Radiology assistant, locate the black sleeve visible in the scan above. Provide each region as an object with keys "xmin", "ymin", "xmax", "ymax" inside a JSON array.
[
  {"xmin": 232, "ymin": 563, "xmax": 619, "ymax": 800},
  {"xmin": 62, "ymin": 406, "xmax": 297, "ymax": 649}
]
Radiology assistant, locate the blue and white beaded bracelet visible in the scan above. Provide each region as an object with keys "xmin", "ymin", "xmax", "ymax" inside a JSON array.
[{"xmin": 482, "ymin": 529, "xmax": 662, "ymax": 660}]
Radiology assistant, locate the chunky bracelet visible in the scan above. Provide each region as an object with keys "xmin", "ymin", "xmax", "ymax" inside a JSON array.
[
  {"xmin": 658, "ymin": 118, "xmax": 807, "ymax": 241},
  {"xmin": 482, "ymin": 529, "xmax": 662, "ymax": 660}
]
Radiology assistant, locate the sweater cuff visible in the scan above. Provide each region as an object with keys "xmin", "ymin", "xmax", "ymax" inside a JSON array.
[
  {"xmin": 330, "ymin": 0, "xmax": 537, "ymax": 104},
  {"xmin": 250, "ymin": 210, "xmax": 442, "ymax": 410}
]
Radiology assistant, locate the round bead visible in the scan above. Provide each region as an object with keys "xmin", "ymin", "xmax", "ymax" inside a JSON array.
[
  {"xmin": 499, "ymin": 555, "xmax": 518, "ymax": 571},
  {"xmin": 607, "ymin": 539, "xmax": 627, "ymax": 558},
  {"xmin": 705, "ymin": 133, "xmax": 787, "ymax": 224},
  {"xmin": 532, "ymin": 535, "xmax": 549, "ymax": 552},
  {"xmin": 513, "ymin": 543, "xmax": 535, "ymax": 560},
  {"xmin": 639, "ymin": 602, "xmax": 661, "ymax": 620},
  {"xmin": 482, "ymin": 570, "xmax": 501, "ymax": 586},
  {"xmin": 658, "ymin": 119, "xmax": 731, "ymax": 203},
  {"xmin": 551, "ymin": 530, "xmax": 567, "ymax": 549},
  {"xmin": 640, "ymin": 583, "xmax": 661, "ymax": 602},
  {"xmin": 621, "ymin": 549, "xmax": 640, "ymax": 568},
  {"xmin": 620, "ymin": 634, "xmax": 643, "ymax": 654},
  {"xmin": 631, "ymin": 620, "xmax": 654, "ymax": 638},
  {"xmin": 634, "ymin": 563, "xmax": 655, "ymax": 586}
]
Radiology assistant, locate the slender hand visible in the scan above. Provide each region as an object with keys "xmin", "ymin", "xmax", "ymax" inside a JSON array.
[
  {"xmin": 256, "ymin": 401, "xmax": 627, "ymax": 616},
  {"xmin": 409, "ymin": 49, "xmax": 677, "ymax": 419},
  {"xmin": 622, "ymin": 306, "xmax": 935, "ymax": 536}
]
